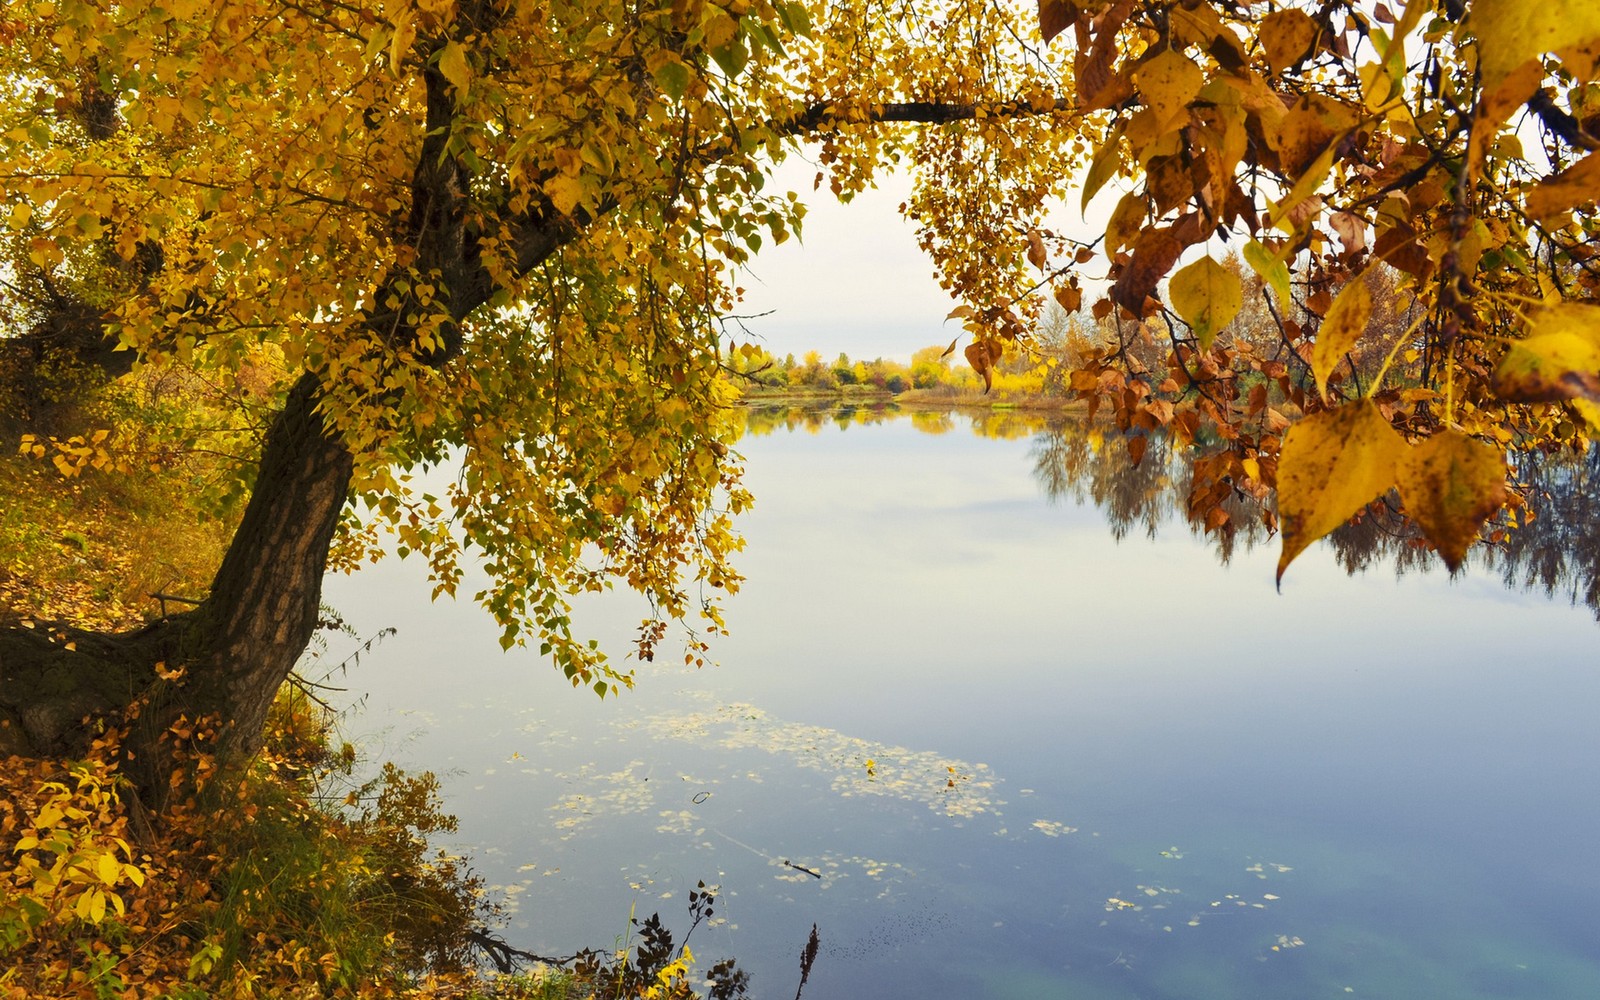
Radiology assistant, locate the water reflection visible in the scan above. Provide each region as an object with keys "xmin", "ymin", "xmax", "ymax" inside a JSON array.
[{"xmin": 741, "ymin": 403, "xmax": 1600, "ymax": 619}]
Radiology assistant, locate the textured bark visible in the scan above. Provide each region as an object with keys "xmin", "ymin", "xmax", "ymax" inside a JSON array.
[
  {"xmin": 188, "ymin": 370, "xmax": 355, "ymax": 757},
  {"xmin": 0, "ymin": 370, "xmax": 352, "ymax": 797}
]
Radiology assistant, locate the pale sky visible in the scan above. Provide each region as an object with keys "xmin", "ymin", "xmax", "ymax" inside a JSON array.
[
  {"xmin": 730, "ymin": 161, "xmax": 955, "ymax": 365},
  {"xmin": 733, "ymin": 156, "xmax": 1122, "ymax": 364}
]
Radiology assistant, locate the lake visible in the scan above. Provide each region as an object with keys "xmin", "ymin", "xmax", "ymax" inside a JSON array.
[{"xmin": 324, "ymin": 405, "xmax": 1600, "ymax": 1000}]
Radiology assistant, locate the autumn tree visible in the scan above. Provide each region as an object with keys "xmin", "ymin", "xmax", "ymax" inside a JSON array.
[
  {"xmin": 1018, "ymin": 0, "xmax": 1600, "ymax": 580},
  {"xmin": 8, "ymin": 0, "xmax": 1599, "ymax": 797},
  {"xmin": 0, "ymin": 0, "xmax": 1082, "ymax": 794}
]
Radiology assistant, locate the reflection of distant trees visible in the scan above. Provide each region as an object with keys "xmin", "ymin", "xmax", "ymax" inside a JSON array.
[
  {"xmin": 1496, "ymin": 449, "xmax": 1600, "ymax": 619},
  {"xmin": 1027, "ymin": 418, "xmax": 1600, "ymax": 618},
  {"xmin": 742, "ymin": 404, "xmax": 1600, "ymax": 618},
  {"xmin": 739, "ymin": 401, "xmax": 902, "ymax": 437},
  {"xmin": 1027, "ymin": 420, "xmax": 1277, "ymax": 564}
]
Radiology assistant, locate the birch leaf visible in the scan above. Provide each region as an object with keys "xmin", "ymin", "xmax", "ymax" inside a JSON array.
[
  {"xmin": 1312, "ymin": 277, "xmax": 1372, "ymax": 401},
  {"xmin": 1491, "ymin": 303, "xmax": 1600, "ymax": 403},
  {"xmin": 1396, "ymin": 430, "xmax": 1508, "ymax": 572},
  {"xmin": 1168, "ymin": 256, "xmax": 1242, "ymax": 350},
  {"xmin": 1276, "ymin": 400, "xmax": 1405, "ymax": 583}
]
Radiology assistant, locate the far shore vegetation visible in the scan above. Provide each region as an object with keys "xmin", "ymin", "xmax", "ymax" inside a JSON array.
[{"xmin": 724, "ymin": 319, "xmax": 1078, "ymax": 408}]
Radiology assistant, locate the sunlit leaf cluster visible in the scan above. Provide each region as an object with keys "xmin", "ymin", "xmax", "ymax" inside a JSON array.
[{"xmin": 1035, "ymin": 0, "xmax": 1600, "ymax": 576}]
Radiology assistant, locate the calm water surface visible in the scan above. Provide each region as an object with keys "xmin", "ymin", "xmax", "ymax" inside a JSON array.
[{"xmin": 325, "ymin": 407, "xmax": 1600, "ymax": 1000}]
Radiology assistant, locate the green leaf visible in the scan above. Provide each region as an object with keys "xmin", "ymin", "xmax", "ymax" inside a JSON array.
[
  {"xmin": 711, "ymin": 35, "xmax": 749, "ymax": 78},
  {"xmin": 1242, "ymin": 239, "xmax": 1291, "ymax": 305},
  {"xmin": 1311, "ymin": 275, "xmax": 1372, "ymax": 401},
  {"xmin": 654, "ymin": 58, "xmax": 691, "ymax": 101},
  {"xmin": 1276, "ymin": 400, "xmax": 1405, "ymax": 583},
  {"xmin": 1168, "ymin": 255, "xmax": 1243, "ymax": 350}
]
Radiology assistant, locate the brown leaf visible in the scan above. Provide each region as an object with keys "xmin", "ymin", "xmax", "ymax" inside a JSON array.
[
  {"xmin": 1266, "ymin": 93, "xmax": 1356, "ymax": 176},
  {"xmin": 1027, "ymin": 229, "xmax": 1048, "ymax": 270},
  {"xmin": 1329, "ymin": 211, "xmax": 1367, "ymax": 255},
  {"xmin": 1053, "ymin": 281, "xmax": 1083, "ymax": 313},
  {"xmin": 1039, "ymin": 0, "xmax": 1078, "ymax": 44},
  {"xmin": 1110, "ymin": 226, "xmax": 1183, "ymax": 313},
  {"xmin": 1396, "ymin": 430, "xmax": 1508, "ymax": 572},
  {"xmin": 965, "ymin": 339, "xmax": 1004, "ymax": 393},
  {"xmin": 1275, "ymin": 400, "xmax": 1405, "ymax": 583},
  {"xmin": 1127, "ymin": 434, "xmax": 1147, "ymax": 466},
  {"xmin": 1075, "ymin": 1, "xmax": 1133, "ymax": 109}
]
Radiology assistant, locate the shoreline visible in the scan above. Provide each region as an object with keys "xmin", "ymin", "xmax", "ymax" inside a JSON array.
[{"xmin": 736, "ymin": 386, "xmax": 1087, "ymax": 412}]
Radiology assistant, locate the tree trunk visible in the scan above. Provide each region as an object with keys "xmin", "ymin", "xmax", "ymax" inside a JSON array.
[{"xmin": 0, "ymin": 371, "xmax": 352, "ymax": 800}]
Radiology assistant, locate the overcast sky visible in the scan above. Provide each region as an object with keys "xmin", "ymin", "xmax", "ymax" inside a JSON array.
[
  {"xmin": 729, "ymin": 162, "xmax": 952, "ymax": 365},
  {"xmin": 732, "ymin": 157, "xmax": 1121, "ymax": 364}
]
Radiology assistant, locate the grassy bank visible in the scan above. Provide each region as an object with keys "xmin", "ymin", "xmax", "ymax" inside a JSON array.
[{"xmin": 1, "ymin": 666, "xmax": 765, "ymax": 1000}]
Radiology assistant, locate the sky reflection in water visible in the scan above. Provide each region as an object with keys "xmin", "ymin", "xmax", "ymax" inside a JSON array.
[{"xmin": 327, "ymin": 406, "xmax": 1600, "ymax": 1000}]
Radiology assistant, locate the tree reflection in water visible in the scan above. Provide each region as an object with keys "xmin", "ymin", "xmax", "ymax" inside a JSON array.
[{"xmin": 739, "ymin": 403, "xmax": 1600, "ymax": 619}]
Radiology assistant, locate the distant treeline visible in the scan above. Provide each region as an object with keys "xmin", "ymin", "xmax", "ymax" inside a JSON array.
[
  {"xmin": 730, "ymin": 256, "xmax": 1418, "ymax": 406},
  {"xmin": 724, "ymin": 329, "xmax": 1077, "ymax": 400}
]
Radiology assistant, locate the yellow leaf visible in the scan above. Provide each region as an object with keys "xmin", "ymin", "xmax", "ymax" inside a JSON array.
[
  {"xmin": 1572, "ymin": 398, "xmax": 1600, "ymax": 433},
  {"xmin": 97, "ymin": 851, "xmax": 122, "ymax": 886},
  {"xmin": 388, "ymin": 11, "xmax": 416, "ymax": 74},
  {"xmin": 1312, "ymin": 276, "xmax": 1373, "ymax": 401},
  {"xmin": 1276, "ymin": 400, "xmax": 1405, "ymax": 583},
  {"xmin": 437, "ymin": 40, "xmax": 471, "ymax": 96},
  {"xmin": 1259, "ymin": 8, "xmax": 1320, "ymax": 75},
  {"xmin": 1168, "ymin": 255, "xmax": 1242, "ymax": 351},
  {"xmin": 545, "ymin": 174, "xmax": 584, "ymax": 217},
  {"xmin": 1466, "ymin": 0, "xmax": 1600, "ymax": 100},
  {"xmin": 1105, "ymin": 192, "xmax": 1146, "ymax": 254},
  {"xmin": 1081, "ymin": 129, "xmax": 1123, "ymax": 212},
  {"xmin": 1524, "ymin": 150, "xmax": 1600, "ymax": 222},
  {"xmin": 1396, "ymin": 430, "xmax": 1508, "ymax": 572},
  {"xmin": 1133, "ymin": 49, "xmax": 1204, "ymax": 130},
  {"xmin": 1490, "ymin": 303, "xmax": 1600, "ymax": 403}
]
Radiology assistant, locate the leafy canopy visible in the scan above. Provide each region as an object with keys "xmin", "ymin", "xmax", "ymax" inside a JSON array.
[
  {"xmin": 8, "ymin": 0, "xmax": 1600, "ymax": 679},
  {"xmin": 1031, "ymin": 0, "xmax": 1600, "ymax": 578},
  {"xmin": 2, "ymin": 0, "xmax": 1084, "ymax": 684}
]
